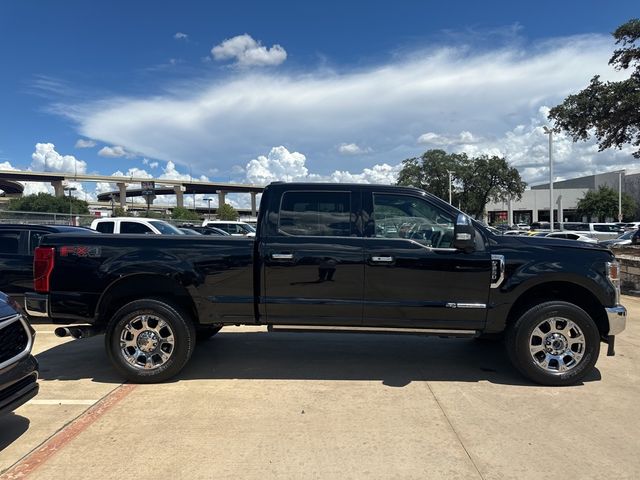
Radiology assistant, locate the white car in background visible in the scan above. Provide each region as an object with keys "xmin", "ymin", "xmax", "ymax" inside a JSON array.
[
  {"xmin": 544, "ymin": 231, "xmax": 598, "ymax": 243},
  {"xmin": 91, "ymin": 217, "xmax": 184, "ymax": 235},
  {"xmin": 201, "ymin": 220, "xmax": 256, "ymax": 237}
]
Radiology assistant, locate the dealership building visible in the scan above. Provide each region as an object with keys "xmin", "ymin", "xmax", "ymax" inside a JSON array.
[{"xmin": 485, "ymin": 169, "xmax": 640, "ymax": 225}]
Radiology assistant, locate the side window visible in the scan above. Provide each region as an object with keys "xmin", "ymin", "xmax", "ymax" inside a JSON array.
[
  {"xmin": 29, "ymin": 231, "xmax": 47, "ymax": 253},
  {"xmin": 594, "ymin": 224, "xmax": 617, "ymax": 233},
  {"xmin": 95, "ymin": 221, "xmax": 115, "ymax": 233},
  {"xmin": 278, "ymin": 191, "xmax": 351, "ymax": 237},
  {"xmin": 372, "ymin": 194, "xmax": 455, "ymax": 247},
  {"xmin": 121, "ymin": 222, "xmax": 153, "ymax": 234},
  {"xmin": 0, "ymin": 231, "xmax": 20, "ymax": 254}
]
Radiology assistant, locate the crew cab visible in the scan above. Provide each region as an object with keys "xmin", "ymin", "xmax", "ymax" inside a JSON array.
[
  {"xmin": 0, "ymin": 224, "xmax": 97, "ymax": 312},
  {"xmin": 25, "ymin": 183, "xmax": 626, "ymax": 386}
]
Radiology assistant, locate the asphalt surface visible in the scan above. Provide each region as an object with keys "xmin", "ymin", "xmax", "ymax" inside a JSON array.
[{"xmin": 1, "ymin": 296, "xmax": 639, "ymax": 479}]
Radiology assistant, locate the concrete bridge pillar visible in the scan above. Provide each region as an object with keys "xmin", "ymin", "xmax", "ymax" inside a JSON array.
[
  {"xmin": 251, "ymin": 192, "xmax": 257, "ymax": 217},
  {"xmin": 174, "ymin": 185, "xmax": 185, "ymax": 208},
  {"xmin": 51, "ymin": 180, "xmax": 65, "ymax": 197},
  {"xmin": 218, "ymin": 191, "xmax": 226, "ymax": 210},
  {"xmin": 117, "ymin": 182, "xmax": 127, "ymax": 208}
]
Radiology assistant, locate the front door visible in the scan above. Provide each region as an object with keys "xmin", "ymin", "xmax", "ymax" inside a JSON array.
[
  {"xmin": 261, "ymin": 189, "xmax": 364, "ymax": 326},
  {"xmin": 363, "ymin": 192, "xmax": 491, "ymax": 330}
]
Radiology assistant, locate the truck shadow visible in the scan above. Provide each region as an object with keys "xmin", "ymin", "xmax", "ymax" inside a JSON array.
[
  {"xmin": 0, "ymin": 413, "xmax": 30, "ymax": 452},
  {"xmin": 35, "ymin": 331, "xmax": 602, "ymax": 387}
]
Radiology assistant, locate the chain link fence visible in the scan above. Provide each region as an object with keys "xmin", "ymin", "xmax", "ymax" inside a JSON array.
[{"xmin": 0, "ymin": 210, "xmax": 97, "ymax": 226}]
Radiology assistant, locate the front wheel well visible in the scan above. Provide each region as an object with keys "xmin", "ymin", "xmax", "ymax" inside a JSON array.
[
  {"xmin": 505, "ymin": 282, "xmax": 609, "ymax": 337},
  {"xmin": 95, "ymin": 275, "xmax": 199, "ymax": 328}
]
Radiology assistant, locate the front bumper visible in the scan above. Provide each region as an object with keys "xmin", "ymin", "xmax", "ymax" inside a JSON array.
[
  {"xmin": 606, "ymin": 305, "xmax": 627, "ymax": 336},
  {"xmin": 25, "ymin": 292, "xmax": 49, "ymax": 318},
  {"xmin": 0, "ymin": 355, "xmax": 39, "ymax": 416}
]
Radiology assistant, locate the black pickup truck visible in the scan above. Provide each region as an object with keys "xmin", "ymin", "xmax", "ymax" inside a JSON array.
[{"xmin": 25, "ymin": 183, "xmax": 626, "ymax": 386}]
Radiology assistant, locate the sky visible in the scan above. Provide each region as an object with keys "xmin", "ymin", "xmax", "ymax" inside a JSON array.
[{"xmin": 0, "ymin": 1, "xmax": 638, "ymax": 206}]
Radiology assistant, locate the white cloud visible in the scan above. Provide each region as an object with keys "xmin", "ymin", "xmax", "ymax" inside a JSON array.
[
  {"xmin": 98, "ymin": 145, "xmax": 135, "ymax": 158},
  {"xmin": 149, "ymin": 161, "xmax": 159, "ymax": 168},
  {"xmin": 60, "ymin": 33, "xmax": 632, "ymax": 185},
  {"xmin": 418, "ymin": 131, "xmax": 480, "ymax": 146},
  {"xmin": 174, "ymin": 32, "xmax": 188, "ymax": 40},
  {"xmin": 211, "ymin": 34, "xmax": 287, "ymax": 67},
  {"xmin": 245, "ymin": 146, "xmax": 399, "ymax": 186},
  {"xmin": 338, "ymin": 143, "xmax": 371, "ymax": 155},
  {"xmin": 74, "ymin": 138, "xmax": 96, "ymax": 148},
  {"xmin": 31, "ymin": 143, "xmax": 87, "ymax": 174}
]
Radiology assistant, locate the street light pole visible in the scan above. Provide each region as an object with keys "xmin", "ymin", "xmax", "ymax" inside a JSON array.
[
  {"xmin": 64, "ymin": 186, "xmax": 77, "ymax": 225},
  {"xmin": 543, "ymin": 127, "xmax": 554, "ymax": 232},
  {"xmin": 447, "ymin": 171, "xmax": 453, "ymax": 204},
  {"xmin": 204, "ymin": 198, "xmax": 212, "ymax": 219},
  {"xmin": 619, "ymin": 171, "xmax": 623, "ymax": 222}
]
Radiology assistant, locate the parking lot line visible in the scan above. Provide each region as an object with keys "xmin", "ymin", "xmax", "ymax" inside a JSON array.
[
  {"xmin": 0, "ymin": 384, "xmax": 136, "ymax": 480},
  {"xmin": 27, "ymin": 400, "xmax": 97, "ymax": 406}
]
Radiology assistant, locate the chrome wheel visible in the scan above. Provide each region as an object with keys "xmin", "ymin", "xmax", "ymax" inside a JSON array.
[
  {"xmin": 529, "ymin": 317, "xmax": 585, "ymax": 374},
  {"xmin": 120, "ymin": 314, "xmax": 175, "ymax": 370}
]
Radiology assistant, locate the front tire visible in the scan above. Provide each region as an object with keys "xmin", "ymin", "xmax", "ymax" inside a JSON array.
[
  {"xmin": 506, "ymin": 301, "xmax": 600, "ymax": 386},
  {"xmin": 105, "ymin": 299, "xmax": 196, "ymax": 383}
]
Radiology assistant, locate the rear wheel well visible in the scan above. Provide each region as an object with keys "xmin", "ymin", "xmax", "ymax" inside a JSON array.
[
  {"xmin": 506, "ymin": 282, "xmax": 608, "ymax": 337},
  {"xmin": 95, "ymin": 275, "xmax": 199, "ymax": 329}
]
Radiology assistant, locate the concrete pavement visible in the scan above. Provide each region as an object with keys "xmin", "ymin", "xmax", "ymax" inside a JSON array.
[{"xmin": 1, "ymin": 296, "xmax": 639, "ymax": 479}]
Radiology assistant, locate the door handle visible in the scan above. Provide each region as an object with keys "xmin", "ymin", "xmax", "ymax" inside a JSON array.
[
  {"xmin": 271, "ymin": 253, "xmax": 294, "ymax": 260},
  {"xmin": 371, "ymin": 256, "xmax": 394, "ymax": 263}
]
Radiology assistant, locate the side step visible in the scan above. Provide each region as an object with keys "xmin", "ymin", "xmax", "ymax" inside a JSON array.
[{"xmin": 267, "ymin": 324, "xmax": 477, "ymax": 338}]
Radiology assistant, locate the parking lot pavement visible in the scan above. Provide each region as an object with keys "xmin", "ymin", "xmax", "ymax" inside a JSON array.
[{"xmin": 1, "ymin": 297, "xmax": 639, "ymax": 479}]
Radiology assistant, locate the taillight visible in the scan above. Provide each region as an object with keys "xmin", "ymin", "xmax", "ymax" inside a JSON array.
[{"xmin": 34, "ymin": 247, "xmax": 55, "ymax": 293}]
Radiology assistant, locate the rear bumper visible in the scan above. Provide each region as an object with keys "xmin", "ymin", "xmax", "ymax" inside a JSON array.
[
  {"xmin": 0, "ymin": 355, "xmax": 39, "ymax": 416},
  {"xmin": 606, "ymin": 305, "xmax": 627, "ymax": 336},
  {"xmin": 25, "ymin": 292, "xmax": 49, "ymax": 318}
]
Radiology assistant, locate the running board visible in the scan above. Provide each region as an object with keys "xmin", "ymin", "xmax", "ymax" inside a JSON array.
[{"xmin": 267, "ymin": 324, "xmax": 477, "ymax": 338}]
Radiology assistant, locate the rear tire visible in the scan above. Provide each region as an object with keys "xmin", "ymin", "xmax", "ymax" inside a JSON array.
[
  {"xmin": 105, "ymin": 298, "xmax": 196, "ymax": 383},
  {"xmin": 506, "ymin": 301, "xmax": 600, "ymax": 386}
]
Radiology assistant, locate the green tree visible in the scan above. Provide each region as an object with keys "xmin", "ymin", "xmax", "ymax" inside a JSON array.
[
  {"xmin": 456, "ymin": 155, "xmax": 527, "ymax": 219},
  {"xmin": 396, "ymin": 150, "xmax": 526, "ymax": 218},
  {"xmin": 576, "ymin": 186, "xmax": 636, "ymax": 221},
  {"xmin": 113, "ymin": 206, "xmax": 128, "ymax": 217},
  {"xmin": 7, "ymin": 193, "xmax": 90, "ymax": 215},
  {"xmin": 397, "ymin": 149, "xmax": 465, "ymax": 201},
  {"xmin": 171, "ymin": 206, "xmax": 201, "ymax": 221},
  {"xmin": 549, "ymin": 18, "xmax": 640, "ymax": 157},
  {"xmin": 217, "ymin": 203, "xmax": 239, "ymax": 220}
]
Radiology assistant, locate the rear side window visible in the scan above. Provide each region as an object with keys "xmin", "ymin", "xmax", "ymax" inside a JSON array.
[
  {"xmin": 121, "ymin": 222, "xmax": 153, "ymax": 234},
  {"xmin": 0, "ymin": 231, "xmax": 20, "ymax": 254},
  {"xmin": 278, "ymin": 191, "xmax": 351, "ymax": 237},
  {"xmin": 95, "ymin": 221, "xmax": 115, "ymax": 233},
  {"xmin": 29, "ymin": 231, "xmax": 47, "ymax": 253}
]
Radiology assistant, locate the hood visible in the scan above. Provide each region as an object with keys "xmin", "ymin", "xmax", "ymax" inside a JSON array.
[
  {"xmin": 495, "ymin": 234, "xmax": 611, "ymax": 253},
  {"xmin": 0, "ymin": 292, "xmax": 20, "ymax": 320}
]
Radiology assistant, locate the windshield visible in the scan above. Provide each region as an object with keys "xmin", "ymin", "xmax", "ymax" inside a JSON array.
[{"xmin": 149, "ymin": 221, "xmax": 184, "ymax": 235}]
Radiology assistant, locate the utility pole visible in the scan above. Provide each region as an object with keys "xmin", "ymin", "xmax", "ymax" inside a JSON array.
[
  {"xmin": 447, "ymin": 171, "xmax": 453, "ymax": 205},
  {"xmin": 619, "ymin": 171, "xmax": 623, "ymax": 222}
]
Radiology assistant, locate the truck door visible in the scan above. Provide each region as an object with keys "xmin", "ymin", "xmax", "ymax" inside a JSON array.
[
  {"xmin": 362, "ymin": 192, "xmax": 491, "ymax": 330},
  {"xmin": 261, "ymin": 189, "xmax": 364, "ymax": 326},
  {"xmin": 0, "ymin": 229, "xmax": 31, "ymax": 308}
]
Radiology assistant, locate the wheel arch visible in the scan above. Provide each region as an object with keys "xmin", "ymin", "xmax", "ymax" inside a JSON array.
[
  {"xmin": 505, "ymin": 281, "xmax": 609, "ymax": 338},
  {"xmin": 95, "ymin": 274, "xmax": 199, "ymax": 328}
]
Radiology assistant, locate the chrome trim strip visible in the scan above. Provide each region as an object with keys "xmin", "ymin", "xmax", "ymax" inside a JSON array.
[
  {"xmin": 271, "ymin": 253, "xmax": 294, "ymax": 260},
  {"xmin": 446, "ymin": 303, "xmax": 487, "ymax": 309},
  {"xmin": 0, "ymin": 314, "xmax": 34, "ymax": 370},
  {"xmin": 606, "ymin": 305, "xmax": 626, "ymax": 336},
  {"xmin": 25, "ymin": 293, "xmax": 49, "ymax": 318},
  {"xmin": 490, "ymin": 254, "xmax": 505, "ymax": 289},
  {"xmin": 268, "ymin": 325, "xmax": 477, "ymax": 335}
]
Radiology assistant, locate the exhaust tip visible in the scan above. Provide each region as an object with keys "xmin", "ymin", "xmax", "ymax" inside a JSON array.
[{"xmin": 54, "ymin": 327, "xmax": 71, "ymax": 338}]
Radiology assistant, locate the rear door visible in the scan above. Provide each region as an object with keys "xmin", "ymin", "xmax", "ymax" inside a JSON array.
[
  {"xmin": 120, "ymin": 221, "xmax": 154, "ymax": 234},
  {"xmin": 261, "ymin": 188, "xmax": 364, "ymax": 326},
  {"xmin": 362, "ymin": 191, "xmax": 492, "ymax": 330}
]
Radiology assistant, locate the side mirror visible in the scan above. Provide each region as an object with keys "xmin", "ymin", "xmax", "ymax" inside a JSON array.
[{"xmin": 453, "ymin": 213, "xmax": 475, "ymax": 252}]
